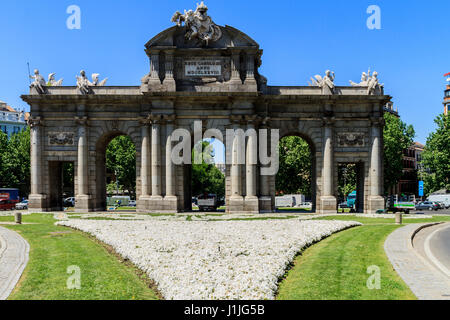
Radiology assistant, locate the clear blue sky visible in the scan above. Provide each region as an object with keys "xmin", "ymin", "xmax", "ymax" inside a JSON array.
[{"xmin": 0, "ymin": 0, "xmax": 449, "ymax": 147}]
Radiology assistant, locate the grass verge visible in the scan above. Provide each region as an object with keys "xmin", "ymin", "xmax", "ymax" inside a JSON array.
[
  {"xmin": 0, "ymin": 214, "xmax": 159, "ymax": 300},
  {"xmin": 277, "ymin": 223, "xmax": 416, "ymax": 300}
]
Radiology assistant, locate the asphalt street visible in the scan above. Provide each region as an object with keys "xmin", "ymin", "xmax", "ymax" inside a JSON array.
[{"xmin": 414, "ymin": 222, "xmax": 450, "ymax": 278}]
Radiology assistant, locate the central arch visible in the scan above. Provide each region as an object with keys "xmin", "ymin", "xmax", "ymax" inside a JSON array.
[{"xmin": 94, "ymin": 131, "xmax": 138, "ymax": 211}]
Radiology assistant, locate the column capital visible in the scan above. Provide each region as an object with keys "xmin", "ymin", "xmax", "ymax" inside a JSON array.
[
  {"xmin": 322, "ymin": 116, "xmax": 336, "ymax": 127},
  {"xmin": 28, "ymin": 116, "xmax": 44, "ymax": 128},
  {"xmin": 370, "ymin": 116, "xmax": 385, "ymax": 127},
  {"xmin": 162, "ymin": 114, "xmax": 177, "ymax": 124},
  {"xmin": 139, "ymin": 117, "xmax": 151, "ymax": 126},
  {"xmin": 244, "ymin": 114, "xmax": 259, "ymax": 126},
  {"xmin": 230, "ymin": 114, "xmax": 243, "ymax": 125},
  {"xmin": 75, "ymin": 116, "xmax": 89, "ymax": 126},
  {"xmin": 147, "ymin": 114, "xmax": 163, "ymax": 124}
]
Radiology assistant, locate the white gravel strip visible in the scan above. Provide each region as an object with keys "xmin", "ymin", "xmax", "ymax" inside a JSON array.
[{"xmin": 57, "ymin": 219, "xmax": 361, "ymax": 300}]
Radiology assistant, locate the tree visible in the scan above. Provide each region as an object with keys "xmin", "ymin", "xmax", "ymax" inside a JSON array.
[
  {"xmin": 338, "ymin": 164, "xmax": 357, "ymax": 201},
  {"xmin": 276, "ymin": 136, "xmax": 312, "ymax": 197},
  {"xmin": 383, "ymin": 112, "xmax": 415, "ymax": 194},
  {"xmin": 421, "ymin": 114, "xmax": 450, "ymax": 194},
  {"xmin": 106, "ymin": 136, "xmax": 136, "ymax": 197},
  {"xmin": 192, "ymin": 141, "xmax": 225, "ymax": 198},
  {"xmin": 0, "ymin": 129, "xmax": 31, "ymax": 197},
  {"xmin": 6, "ymin": 127, "xmax": 31, "ymax": 196}
]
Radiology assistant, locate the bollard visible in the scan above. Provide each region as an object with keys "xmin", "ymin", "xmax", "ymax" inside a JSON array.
[
  {"xmin": 15, "ymin": 212, "xmax": 22, "ymax": 225},
  {"xmin": 395, "ymin": 212, "xmax": 402, "ymax": 225}
]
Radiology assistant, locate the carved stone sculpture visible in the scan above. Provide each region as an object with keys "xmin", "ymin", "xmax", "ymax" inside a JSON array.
[
  {"xmin": 349, "ymin": 69, "xmax": 384, "ymax": 95},
  {"xmin": 309, "ymin": 70, "xmax": 335, "ymax": 94},
  {"xmin": 367, "ymin": 71, "xmax": 383, "ymax": 95},
  {"xmin": 30, "ymin": 69, "xmax": 47, "ymax": 94},
  {"xmin": 337, "ymin": 133, "xmax": 365, "ymax": 147},
  {"xmin": 49, "ymin": 132, "xmax": 75, "ymax": 146},
  {"xmin": 91, "ymin": 73, "xmax": 108, "ymax": 86},
  {"xmin": 76, "ymin": 70, "xmax": 91, "ymax": 94},
  {"xmin": 47, "ymin": 73, "xmax": 63, "ymax": 86},
  {"xmin": 171, "ymin": 2, "xmax": 222, "ymax": 45},
  {"xmin": 76, "ymin": 70, "xmax": 108, "ymax": 94}
]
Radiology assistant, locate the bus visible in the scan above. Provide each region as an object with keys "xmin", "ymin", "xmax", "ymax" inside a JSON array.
[
  {"xmin": 347, "ymin": 191, "xmax": 357, "ymax": 209},
  {"xmin": 0, "ymin": 188, "xmax": 20, "ymax": 203}
]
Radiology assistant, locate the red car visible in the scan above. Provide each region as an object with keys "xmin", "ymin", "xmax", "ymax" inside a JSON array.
[{"xmin": 0, "ymin": 200, "xmax": 16, "ymax": 211}]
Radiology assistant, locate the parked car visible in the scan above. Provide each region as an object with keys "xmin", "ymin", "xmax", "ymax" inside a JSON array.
[
  {"xmin": 197, "ymin": 194, "xmax": 218, "ymax": 211},
  {"xmin": 64, "ymin": 197, "xmax": 75, "ymax": 207},
  {"xmin": 415, "ymin": 201, "xmax": 439, "ymax": 211},
  {"xmin": 0, "ymin": 200, "xmax": 16, "ymax": 211},
  {"xmin": 15, "ymin": 200, "xmax": 29, "ymax": 210},
  {"xmin": 128, "ymin": 200, "xmax": 136, "ymax": 207},
  {"xmin": 339, "ymin": 202, "xmax": 350, "ymax": 209},
  {"xmin": 428, "ymin": 194, "xmax": 450, "ymax": 209},
  {"xmin": 435, "ymin": 201, "xmax": 446, "ymax": 209}
]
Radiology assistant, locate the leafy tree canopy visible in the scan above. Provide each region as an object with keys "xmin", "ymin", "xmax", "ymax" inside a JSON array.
[
  {"xmin": 421, "ymin": 114, "xmax": 450, "ymax": 194},
  {"xmin": 383, "ymin": 112, "xmax": 415, "ymax": 193}
]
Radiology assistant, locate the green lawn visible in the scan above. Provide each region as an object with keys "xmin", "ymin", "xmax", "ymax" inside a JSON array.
[
  {"xmin": 0, "ymin": 214, "xmax": 159, "ymax": 300},
  {"xmin": 277, "ymin": 215, "xmax": 450, "ymax": 300}
]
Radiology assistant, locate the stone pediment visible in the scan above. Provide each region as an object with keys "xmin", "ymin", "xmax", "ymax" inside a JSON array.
[
  {"xmin": 142, "ymin": 23, "xmax": 264, "ymax": 94},
  {"xmin": 145, "ymin": 25, "xmax": 259, "ymax": 50}
]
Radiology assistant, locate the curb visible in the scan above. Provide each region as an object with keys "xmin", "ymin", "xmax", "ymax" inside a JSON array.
[
  {"xmin": 0, "ymin": 226, "xmax": 30, "ymax": 300},
  {"xmin": 384, "ymin": 223, "xmax": 450, "ymax": 300}
]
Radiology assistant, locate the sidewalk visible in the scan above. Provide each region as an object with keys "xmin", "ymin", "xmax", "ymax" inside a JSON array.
[
  {"xmin": 0, "ymin": 226, "xmax": 30, "ymax": 300},
  {"xmin": 384, "ymin": 223, "xmax": 450, "ymax": 300}
]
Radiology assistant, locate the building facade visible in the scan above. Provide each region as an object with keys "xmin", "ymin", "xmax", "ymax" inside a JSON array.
[
  {"xmin": 0, "ymin": 101, "xmax": 29, "ymax": 138},
  {"xmin": 22, "ymin": 4, "xmax": 389, "ymax": 214}
]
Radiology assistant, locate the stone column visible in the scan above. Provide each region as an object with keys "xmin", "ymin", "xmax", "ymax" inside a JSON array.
[
  {"xmin": 320, "ymin": 117, "xmax": 337, "ymax": 213},
  {"xmin": 368, "ymin": 117, "xmax": 385, "ymax": 213},
  {"xmin": 28, "ymin": 117, "xmax": 47, "ymax": 211},
  {"xmin": 245, "ymin": 116, "xmax": 258, "ymax": 212},
  {"xmin": 229, "ymin": 49, "xmax": 242, "ymax": 90},
  {"xmin": 259, "ymin": 117, "xmax": 273, "ymax": 212},
  {"xmin": 229, "ymin": 115, "xmax": 244, "ymax": 212},
  {"xmin": 164, "ymin": 115, "xmax": 177, "ymax": 208},
  {"xmin": 163, "ymin": 50, "xmax": 176, "ymax": 91},
  {"xmin": 244, "ymin": 52, "xmax": 257, "ymax": 91},
  {"xmin": 148, "ymin": 50, "xmax": 161, "ymax": 88},
  {"xmin": 140, "ymin": 119, "xmax": 151, "ymax": 198},
  {"xmin": 150, "ymin": 115, "xmax": 162, "ymax": 201},
  {"xmin": 75, "ymin": 116, "xmax": 91, "ymax": 212}
]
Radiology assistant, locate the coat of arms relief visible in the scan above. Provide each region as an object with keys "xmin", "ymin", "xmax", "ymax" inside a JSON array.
[{"xmin": 171, "ymin": 2, "xmax": 222, "ymax": 45}]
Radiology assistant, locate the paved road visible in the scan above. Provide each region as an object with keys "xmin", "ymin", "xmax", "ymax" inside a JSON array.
[
  {"xmin": 385, "ymin": 223, "xmax": 450, "ymax": 300},
  {"xmin": 414, "ymin": 223, "xmax": 450, "ymax": 278}
]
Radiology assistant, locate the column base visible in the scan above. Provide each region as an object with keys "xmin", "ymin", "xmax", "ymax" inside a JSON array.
[
  {"xmin": 244, "ymin": 196, "xmax": 259, "ymax": 213},
  {"xmin": 162, "ymin": 79, "xmax": 176, "ymax": 92},
  {"xmin": 258, "ymin": 196, "xmax": 274, "ymax": 213},
  {"xmin": 75, "ymin": 195, "xmax": 93, "ymax": 213},
  {"xmin": 243, "ymin": 79, "xmax": 258, "ymax": 92},
  {"xmin": 228, "ymin": 196, "xmax": 244, "ymax": 213},
  {"xmin": 137, "ymin": 196, "xmax": 151, "ymax": 213},
  {"xmin": 163, "ymin": 195, "xmax": 178, "ymax": 211},
  {"xmin": 368, "ymin": 195, "xmax": 385, "ymax": 214},
  {"xmin": 28, "ymin": 194, "xmax": 48, "ymax": 212},
  {"xmin": 319, "ymin": 196, "xmax": 337, "ymax": 214}
]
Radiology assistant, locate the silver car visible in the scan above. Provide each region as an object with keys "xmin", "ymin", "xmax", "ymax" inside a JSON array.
[{"xmin": 15, "ymin": 200, "xmax": 28, "ymax": 210}]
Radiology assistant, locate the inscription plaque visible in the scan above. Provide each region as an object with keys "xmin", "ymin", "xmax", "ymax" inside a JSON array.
[{"xmin": 185, "ymin": 60, "xmax": 222, "ymax": 77}]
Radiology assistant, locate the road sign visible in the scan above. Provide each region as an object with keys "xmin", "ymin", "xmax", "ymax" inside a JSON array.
[{"xmin": 418, "ymin": 181, "xmax": 424, "ymax": 197}]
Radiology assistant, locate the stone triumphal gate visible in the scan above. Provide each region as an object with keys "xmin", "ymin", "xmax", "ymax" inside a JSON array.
[{"xmin": 23, "ymin": 4, "xmax": 389, "ymax": 214}]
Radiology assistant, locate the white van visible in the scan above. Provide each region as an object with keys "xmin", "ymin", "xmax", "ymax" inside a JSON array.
[{"xmin": 427, "ymin": 195, "xmax": 450, "ymax": 209}]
